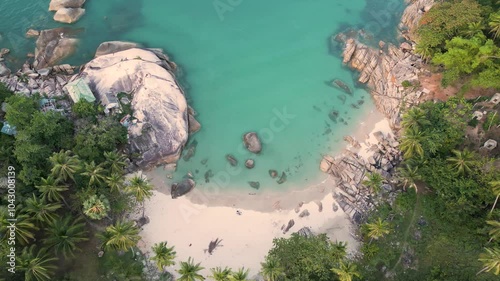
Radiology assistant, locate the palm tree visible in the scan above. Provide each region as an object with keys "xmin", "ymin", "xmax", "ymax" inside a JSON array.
[
  {"xmin": 0, "ymin": 208, "xmax": 38, "ymax": 245},
  {"xmin": 25, "ymin": 194, "xmax": 62, "ymax": 224},
  {"xmin": 43, "ymin": 215, "xmax": 88, "ymax": 258},
  {"xmin": 35, "ymin": 176, "xmax": 69, "ymax": 204},
  {"xmin": 18, "ymin": 245, "xmax": 58, "ymax": 281},
  {"xmin": 331, "ymin": 261, "xmax": 361, "ymax": 281},
  {"xmin": 106, "ymin": 173, "xmax": 125, "ymax": 193},
  {"xmin": 365, "ymin": 218, "xmax": 391, "ymax": 242},
  {"xmin": 210, "ymin": 267, "xmax": 232, "ymax": 281},
  {"xmin": 489, "ymin": 12, "xmax": 500, "ymax": 40},
  {"xmin": 177, "ymin": 257, "xmax": 205, "ymax": 281},
  {"xmin": 104, "ymin": 151, "xmax": 127, "ymax": 175},
  {"xmin": 415, "ymin": 43, "xmax": 432, "ymax": 62},
  {"xmin": 228, "ymin": 267, "xmax": 250, "ymax": 281},
  {"xmin": 260, "ymin": 258, "xmax": 284, "ymax": 281},
  {"xmin": 362, "ymin": 172, "xmax": 384, "ymax": 193},
  {"xmin": 127, "ymin": 175, "xmax": 154, "ymax": 203},
  {"xmin": 447, "ymin": 149, "xmax": 477, "ymax": 176},
  {"xmin": 97, "ymin": 220, "xmax": 140, "ymax": 252},
  {"xmin": 397, "ymin": 164, "xmax": 421, "ymax": 191},
  {"xmin": 331, "ymin": 241, "xmax": 348, "ymax": 261},
  {"xmin": 400, "ymin": 127, "xmax": 424, "ymax": 159},
  {"xmin": 81, "ymin": 161, "xmax": 106, "ymax": 187},
  {"xmin": 82, "ymin": 194, "xmax": 111, "ymax": 220},
  {"xmin": 151, "ymin": 242, "xmax": 177, "ymax": 272},
  {"xmin": 401, "ymin": 108, "xmax": 430, "ymax": 130},
  {"xmin": 49, "ymin": 150, "xmax": 80, "ymax": 182},
  {"xmin": 462, "ymin": 22, "xmax": 484, "ymax": 38},
  {"xmin": 490, "ymin": 181, "xmax": 500, "ymax": 214},
  {"xmin": 478, "ymin": 247, "xmax": 500, "ymax": 275},
  {"xmin": 487, "ymin": 220, "xmax": 500, "ymax": 242}
]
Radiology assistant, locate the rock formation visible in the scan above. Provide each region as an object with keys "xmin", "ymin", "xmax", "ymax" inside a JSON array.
[
  {"xmin": 49, "ymin": 0, "xmax": 86, "ymax": 24},
  {"xmin": 34, "ymin": 28, "xmax": 81, "ymax": 70},
  {"xmin": 243, "ymin": 132, "xmax": 262, "ymax": 153},
  {"xmin": 399, "ymin": 0, "xmax": 435, "ymax": 42},
  {"xmin": 94, "ymin": 41, "xmax": 141, "ymax": 58},
  {"xmin": 245, "ymin": 159, "xmax": 255, "ymax": 169},
  {"xmin": 75, "ymin": 46, "xmax": 193, "ymax": 168},
  {"xmin": 171, "ymin": 178, "xmax": 196, "ymax": 199}
]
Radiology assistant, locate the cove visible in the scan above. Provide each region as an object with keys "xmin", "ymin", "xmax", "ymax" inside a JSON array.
[{"xmin": 0, "ymin": 0, "xmax": 405, "ymax": 191}]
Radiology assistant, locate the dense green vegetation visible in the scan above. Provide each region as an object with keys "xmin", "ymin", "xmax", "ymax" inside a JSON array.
[{"xmin": 416, "ymin": 0, "xmax": 500, "ymax": 88}]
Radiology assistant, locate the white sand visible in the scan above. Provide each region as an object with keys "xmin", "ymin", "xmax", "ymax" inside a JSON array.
[{"xmin": 136, "ymin": 109, "xmax": 393, "ymax": 279}]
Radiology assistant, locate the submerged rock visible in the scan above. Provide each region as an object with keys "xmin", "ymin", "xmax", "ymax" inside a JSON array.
[
  {"xmin": 243, "ymin": 132, "xmax": 262, "ymax": 154},
  {"xmin": 34, "ymin": 28, "xmax": 81, "ymax": 70},
  {"xmin": 171, "ymin": 178, "xmax": 195, "ymax": 199},
  {"xmin": 248, "ymin": 181, "xmax": 260, "ymax": 189},
  {"xmin": 226, "ymin": 154, "xmax": 238, "ymax": 166},
  {"xmin": 188, "ymin": 114, "xmax": 201, "ymax": 134},
  {"xmin": 277, "ymin": 172, "xmax": 287, "ymax": 184},
  {"xmin": 269, "ymin": 169, "xmax": 278, "ymax": 178},
  {"xmin": 204, "ymin": 170, "xmax": 214, "ymax": 183},
  {"xmin": 75, "ymin": 47, "xmax": 190, "ymax": 168},
  {"xmin": 245, "ymin": 159, "xmax": 255, "ymax": 169},
  {"xmin": 327, "ymin": 79, "xmax": 353, "ymax": 95}
]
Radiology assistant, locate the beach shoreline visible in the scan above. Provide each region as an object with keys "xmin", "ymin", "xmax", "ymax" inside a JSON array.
[{"xmin": 136, "ymin": 106, "xmax": 392, "ymax": 278}]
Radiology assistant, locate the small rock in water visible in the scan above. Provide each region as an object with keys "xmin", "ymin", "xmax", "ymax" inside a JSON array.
[
  {"xmin": 357, "ymin": 99, "xmax": 364, "ymax": 106},
  {"xmin": 283, "ymin": 219, "xmax": 295, "ymax": 234},
  {"xmin": 269, "ymin": 169, "xmax": 278, "ymax": 178},
  {"xmin": 248, "ymin": 181, "xmax": 260, "ymax": 189},
  {"xmin": 329, "ymin": 110, "xmax": 339, "ymax": 123},
  {"xmin": 226, "ymin": 154, "xmax": 238, "ymax": 166},
  {"xmin": 313, "ymin": 105, "xmax": 321, "ymax": 112},
  {"xmin": 201, "ymin": 158, "xmax": 208, "ymax": 165},
  {"xmin": 277, "ymin": 172, "xmax": 287, "ymax": 184},
  {"xmin": 171, "ymin": 178, "xmax": 196, "ymax": 199},
  {"xmin": 350, "ymin": 103, "xmax": 360, "ymax": 109},
  {"xmin": 204, "ymin": 170, "xmax": 214, "ymax": 183},
  {"xmin": 245, "ymin": 159, "xmax": 255, "ymax": 169},
  {"xmin": 243, "ymin": 132, "xmax": 262, "ymax": 153},
  {"xmin": 337, "ymin": 95, "xmax": 346, "ymax": 104},
  {"xmin": 299, "ymin": 209, "xmax": 310, "ymax": 218}
]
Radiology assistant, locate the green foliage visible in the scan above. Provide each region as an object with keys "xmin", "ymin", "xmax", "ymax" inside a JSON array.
[
  {"xmin": 97, "ymin": 220, "xmax": 140, "ymax": 251},
  {"xmin": 401, "ymin": 80, "xmax": 412, "ymax": 88},
  {"xmin": 177, "ymin": 257, "xmax": 205, "ymax": 281},
  {"xmin": 82, "ymin": 194, "xmax": 110, "ymax": 220},
  {"xmin": 42, "ymin": 216, "xmax": 88, "ymax": 258},
  {"xmin": 0, "ymin": 82, "xmax": 12, "ymax": 104},
  {"xmin": 99, "ymin": 250, "xmax": 146, "ymax": 281},
  {"xmin": 73, "ymin": 117, "xmax": 127, "ymax": 163},
  {"xmin": 483, "ymin": 111, "xmax": 500, "ymax": 131},
  {"xmin": 265, "ymin": 233, "xmax": 346, "ymax": 281},
  {"xmin": 151, "ymin": 242, "xmax": 177, "ymax": 272},
  {"xmin": 18, "ymin": 245, "xmax": 58, "ymax": 281},
  {"xmin": 71, "ymin": 100, "xmax": 99, "ymax": 121},
  {"xmin": 4, "ymin": 94, "xmax": 38, "ymax": 130},
  {"xmin": 331, "ymin": 261, "xmax": 361, "ymax": 281}
]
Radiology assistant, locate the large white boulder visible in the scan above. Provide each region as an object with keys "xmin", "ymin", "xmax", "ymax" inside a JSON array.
[
  {"xmin": 49, "ymin": 0, "xmax": 86, "ymax": 11},
  {"xmin": 53, "ymin": 8, "xmax": 85, "ymax": 24}
]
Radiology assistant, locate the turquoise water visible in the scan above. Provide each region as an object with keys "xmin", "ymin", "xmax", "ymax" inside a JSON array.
[{"xmin": 0, "ymin": 0, "xmax": 405, "ymax": 191}]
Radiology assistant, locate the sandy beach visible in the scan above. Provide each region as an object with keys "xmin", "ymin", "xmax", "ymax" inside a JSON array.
[{"xmin": 136, "ymin": 108, "xmax": 392, "ymax": 279}]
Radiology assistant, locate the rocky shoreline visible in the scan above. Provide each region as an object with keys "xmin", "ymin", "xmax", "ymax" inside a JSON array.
[{"xmin": 321, "ymin": 0, "xmax": 435, "ymax": 224}]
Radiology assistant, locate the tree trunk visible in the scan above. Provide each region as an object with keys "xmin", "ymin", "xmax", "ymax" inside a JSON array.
[{"xmin": 490, "ymin": 194, "xmax": 499, "ymax": 214}]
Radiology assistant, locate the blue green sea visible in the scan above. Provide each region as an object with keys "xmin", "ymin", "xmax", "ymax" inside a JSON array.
[{"xmin": 0, "ymin": 0, "xmax": 405, "ymax": 191}]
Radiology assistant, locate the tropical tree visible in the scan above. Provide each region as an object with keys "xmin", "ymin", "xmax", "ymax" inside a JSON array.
[
  {"xmin": 49, "ymin": 150, "xmax": 81, "ymax": 182},
  {"xmin": 397, "ymin": 164, "xmax": 421, "ymax": 191},
  {"xmin": 489, "ymin": 11, "xmax": 500, "ymax": 40},
  {"xmin": 228, "ymin": 267, "xmax": 250, "ymax": 281},
  {"xmin": 25, "ymin": 194, "xmax": 62, "ymax": 224},
  {"xmin": 104, "ymin": 151, "xmax": 127, "ymax": 175},
  {"xmin": 260, "ymin": 258, "xmax": 284, "ymax": 281},
  {"xmin": 83, "ymin": 194, "xmax": 111, "ymax": 220},
  {"xmin": 490, "ymin": 180, "xmax": 500, "ymax": 214},
  {"xmin": 462, "ymin": 22, "xmax": 484, "ymax": 38},
  {"xmin": 446, "ymin": 149, "xmax": 477, "ymax": 176},
  {"xmin": 43, "ymin": 215, "xmax": 88, "ymax": 258},
  {"xmin": 106, "ymin": 173, "xmax": 125, "ymax": 193},
  {"xmin": 400, "ymin": 127, "xmax": 424, "ymax": 159},
  {"xmin": 478, "ymin": 247, "xmax": 500, "ymax": 275},
  {"xmin": 365, "ymin": 218, "xmax": 391, "ymax": 242},
  {"xmin": 177, "ymin": 257, "xmax": 205, "ymax": 281},
  {"xmin": 127, "ymin": 175, "xmax": 154, "ymax": 203},
  {"xmin": 331, "ymin": 261, "xmax": 361, "ymax": 281},
  {"xmin": 401, "ymin": 108, "xmax": 430, "ymax": 130},
  {"xmin": 81, "ymin": 161, "xmax": 106, "ymax": 187},
  {"xmin": 35, "ymin": 176, "xmax": 69, "ymax": 204},
  {"xmin": 331, "ymin": 241, "xmax": 348, "ymax": 261},
  {"xmin": 98, "ymin": 220, "xmax": 140, "ymax": 252},
  {"xmin": 415, "ymin": 43, "xmax": 433, "ymax": 62},
  {"xmin": 0, "ymin": 208, "xmax": 38, "ymax": 245},
  {"xmin": 151, "ymin": 242, "xmax": 177, "ymax": 272},
  {"xmin": 18, "ymin": 245, "xmax": 58, "ymax": 281},
  {"xmin": 362, "ymin": 172, "xmax": 384, "ymax": 193},
  {"xmin": 210, "ymin": 267, "xmax": 232, "ymax": 281},
  {"xmin": 487, "ymin": 220, "xmax": 500, "ymax": 242}
]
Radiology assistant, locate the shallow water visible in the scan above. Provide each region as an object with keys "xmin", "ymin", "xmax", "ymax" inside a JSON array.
[{"xmin": 0, "ymin": 0, "xmax": 405, "ymax": 191}]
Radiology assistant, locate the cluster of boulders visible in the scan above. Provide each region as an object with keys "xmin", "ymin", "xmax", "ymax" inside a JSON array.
[
  {"xmin": 49, "ymin": 0, "xmax": 86, "ymax": 24},
  {"xmin": 320, "ymin": 131, "xmax": 401, "ymax": 224}
]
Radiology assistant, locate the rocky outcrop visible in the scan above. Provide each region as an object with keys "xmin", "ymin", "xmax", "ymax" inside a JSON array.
[
  {"xmin": 34, "ymin": 28, "xmax": 80, "ymax": 70},
  {"xmin": 54, "ymin": 8, "xmax": 85, "ymax": 24},
  {"xmin": 171, "ymin": 178, "xmax": 195, "ymax": 199},
  {"xmin": 49, "ymin": 0, "xmax": 86, "ymax": 24},
  {"xmin": 49, "ymin": 0, "xmax": 86, "ymax": 11},
  {"xmin": 399, "ymin": 0, "xmax": 435, "ymax": 42},
  {"xmin": 243, "ymin": 132, "xmax": 262, "ymax": 154},
  {"xmin": 26, "ymin": 29, "xmax": 40, "ymax": 38},
  {"xmin": 75, "ymin": 47, "xmax": 191, "ymax": 168},
  {"xmin": 95, "ymin": 41, "xmax": 141, "ymax": 58}
]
